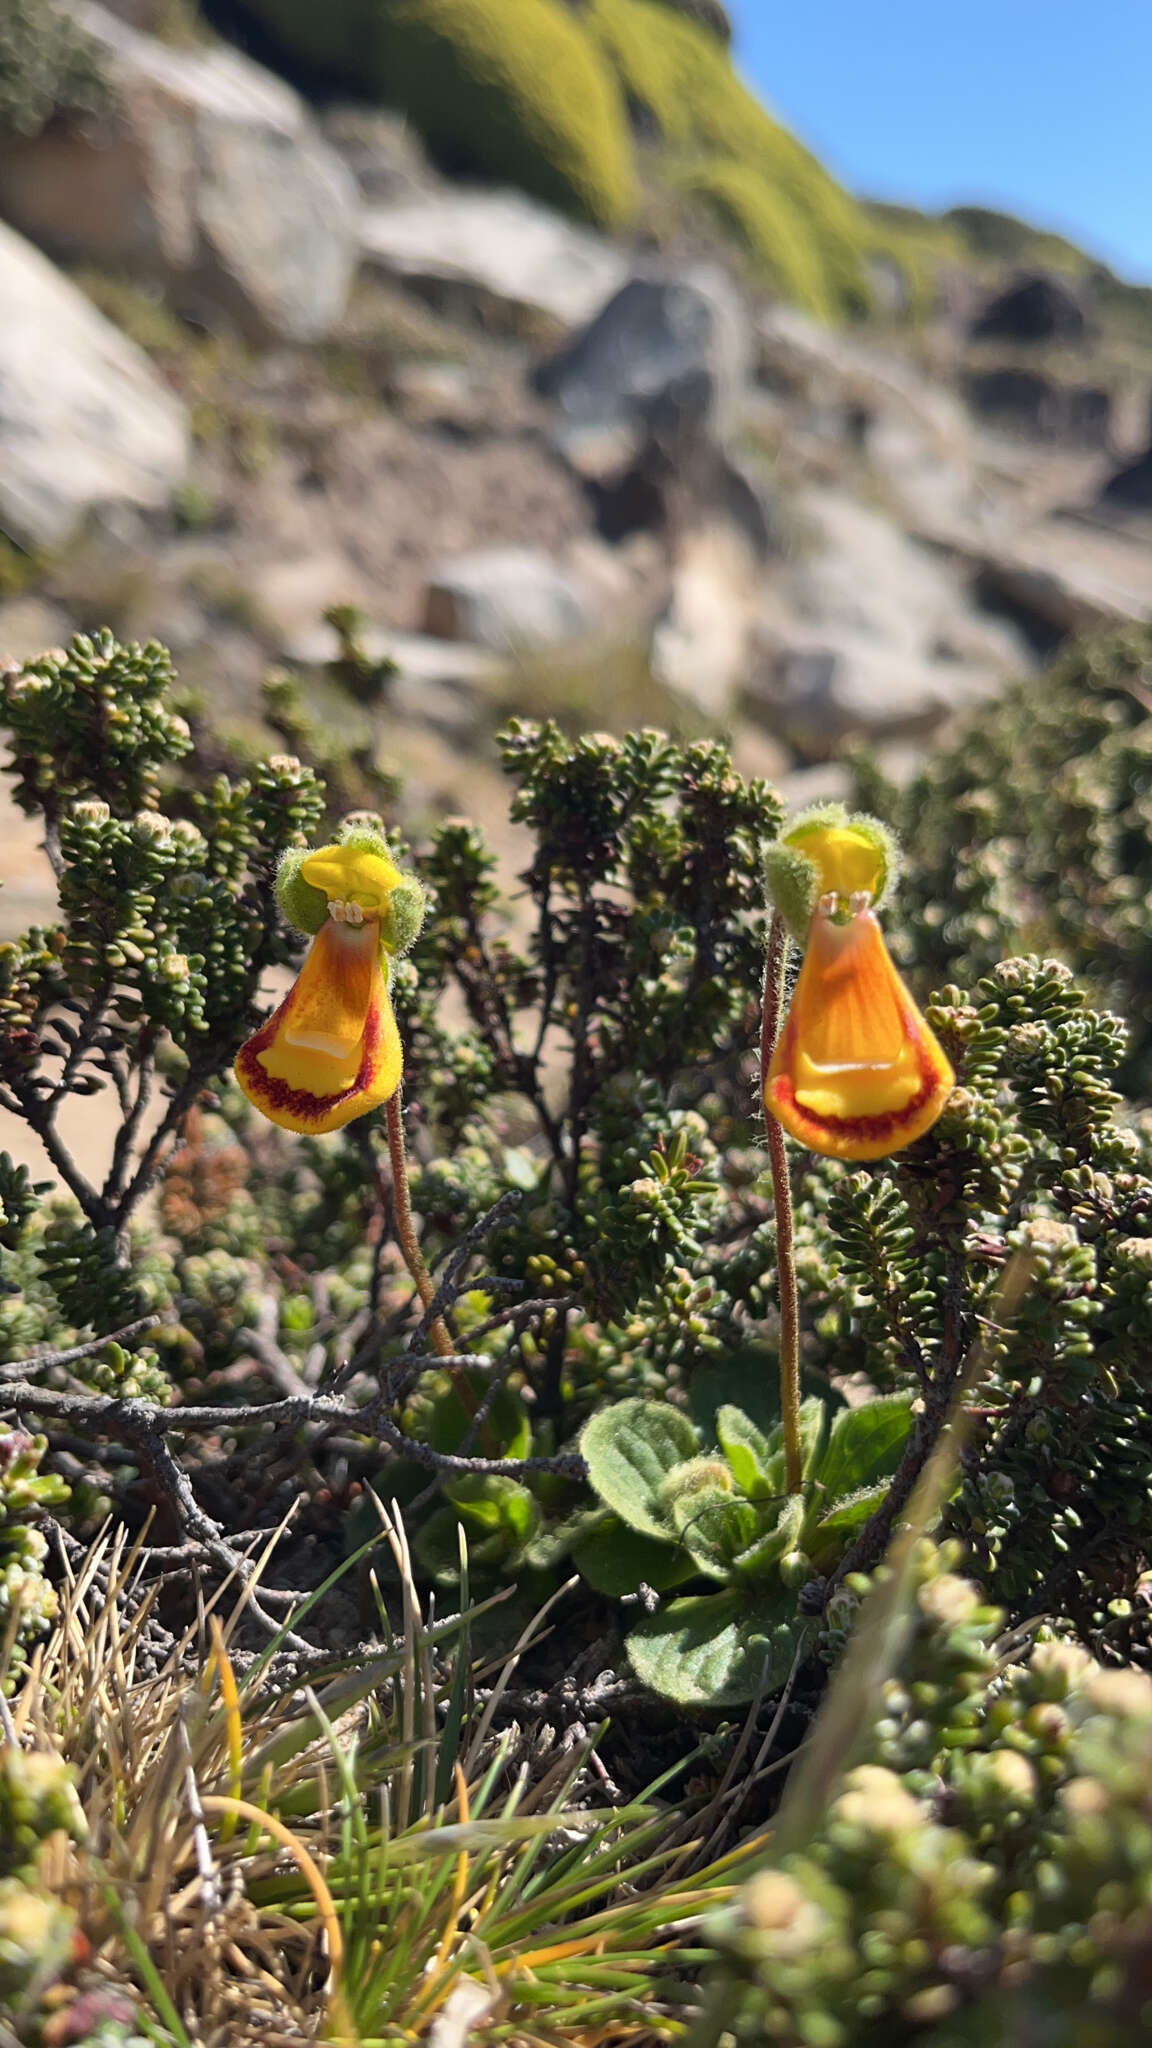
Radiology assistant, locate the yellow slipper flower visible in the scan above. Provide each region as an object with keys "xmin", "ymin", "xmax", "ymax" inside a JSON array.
[
  {"xmin": 235, "ymin": 834, "xmax": 421, "ymax": 1136},
  {"xmin": 765, "ymin": 897, "xmax": 954, "ymax": 1161},
  {"xmin": 762, "ymin": 808, "xmax": 953, "ymax": 1162}
]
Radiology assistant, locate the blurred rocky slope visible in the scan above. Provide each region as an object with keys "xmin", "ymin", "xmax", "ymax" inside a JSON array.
[{"xmin": 1, "ymin": 0, "xmax": 1150, "ymax": 910}]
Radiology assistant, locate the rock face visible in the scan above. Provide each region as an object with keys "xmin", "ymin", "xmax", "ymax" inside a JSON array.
[
  {"xmin": 423, "ymin": 547, "xmax": 597, "ymax": 651},
  {"xmin": 755, "ymin": 302, "xmax": 975, "ymax": 528},
  {"xmin": 650, "ymin": 523, "xmax": 761, "ymax": 718},
  {"xmin": 360, "ymin": 188, "xmax": 628, "ymax": 334},
  {"xmin": 0, "ymin": 219, "xmax": 188, "ymax": 551},
  {"xmin": 960, "ymin": 367, "xmax": 1111, "ymax": 447},
  {"xmin": 535, "ymin": 271, "xmax": 751, "ymax": 454},
  {"xmin": 969, "ymin": 271, "xmax": 1089, "ymax": 346},
  {"xmin": 0, "ymin": 2, "xmax": 359, "ymax": 343},
  {"xmin": 746, "ymin": 489, "xmax": 1016, "ymax": 752},
  {"xmin": 320, "ymin": 105, "xmax": 431, "ymax": 202},
  {"xmin": 1099, "ymin": 442, "xmax": 1152, "ymax": 512}
]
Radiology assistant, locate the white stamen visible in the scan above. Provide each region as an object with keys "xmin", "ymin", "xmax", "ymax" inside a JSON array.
[
  {"xmin": 346, "ymin": 901, "xmax": 364, "ymax": 927},
  {"xmin": 817, "ymin": 891, "xmax": 839, "ymax": 918},
  {"xmin": 328, "ymin": 898, "xmax": 346, "ymax": 923},
  {"xmin": 849, "ymin": 890, "xmax": 873, "ymax": 916}
]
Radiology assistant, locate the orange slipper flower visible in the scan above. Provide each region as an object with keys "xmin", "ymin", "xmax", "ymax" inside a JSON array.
[
  {"xmin": 762, "ymin": 809, "xmax": 954, "ymax": 1162},
  {"xmin": 235, "ymin": 831, "xmax": 424, "ymax": 1136}
]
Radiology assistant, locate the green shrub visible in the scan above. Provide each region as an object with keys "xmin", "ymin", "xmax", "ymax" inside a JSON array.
[
  {"xmin": 672, "ymin": 157, "xmax": 837, "ymax": 318},
  {"xmin": 3, "ymin": 622, "xmax": 1152, "ymax": 2037},
  {"xmin": 646, "ymin": 0, "xmax": 732, "ymax": 41},
  {"xmin": 586, "ymin": 0, "xmax": 871, "ymax": 315},
  {"xmin": 944, "ymin": 202, "xmax": 1089, "ymax": 273},
  {"xmin": 702, "ymin": 1543, "xmax": 1152, "ymax": 2047},
  {"xmin": 0, "ymin": 1425, "xmax": 69, "ymax": 1692},
  {"xmin": 862, "ymin": 625, "xmax": 1152, "ymax": 1095},
  {"xmin": 239, "ymin": 0, "xmax": 636, "ymax": 228}
]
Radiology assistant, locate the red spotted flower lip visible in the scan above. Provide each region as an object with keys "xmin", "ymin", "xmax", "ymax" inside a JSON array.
[
  {"xmin": 765, "ymin": 902, "xmax": 954, "ymax": 1162},
  {"xmin": 234, "ymin": 842, "xmax": 405, "ymax": 1136}
]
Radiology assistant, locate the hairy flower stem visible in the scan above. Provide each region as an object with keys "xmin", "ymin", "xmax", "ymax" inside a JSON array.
[
  {"xmin": 761, "ymin": 911, "xmax": 803, "ymax": 1495},
  {"xmin": 385, "ymin": 1090, "xmax": 454, "ymax": 1362}
]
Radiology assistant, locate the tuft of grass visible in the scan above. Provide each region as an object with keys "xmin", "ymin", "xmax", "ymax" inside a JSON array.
[{"xmin": 3, "ymin": 1505, "xmax": 748, "ymax": 2044}]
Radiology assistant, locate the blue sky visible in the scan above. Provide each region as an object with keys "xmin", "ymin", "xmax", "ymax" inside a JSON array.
[{"xmin": 731, "ymin": 2, "xmax": 1152, "ymax": 282}]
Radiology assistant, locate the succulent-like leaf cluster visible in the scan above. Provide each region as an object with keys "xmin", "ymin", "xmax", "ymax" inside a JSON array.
[
  {"xmin": 704, "ymin": 1541, "xmax": 1152, "ymax": 2046},
  {"xmin": 0, "ymin": 1427, "xmax": 68, "ymax": 1690}
]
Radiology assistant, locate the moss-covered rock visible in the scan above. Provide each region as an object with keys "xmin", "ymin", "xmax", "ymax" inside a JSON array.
[
  {"xmin": 645, "ymin": 0, "xmax": 732, "ymax": 42},
  {"xmin": 240, "ymin": 0, "xmax": 636, "ymax": 228},
  {"xmin": 585, "ymin": 0, "xmax": 871, "ymax": 316},
  {"xmin": 238, "ymin": 0, "xmax": 877, "ymax": 319},
  {"xmin": 672, "ymin": 157, "xmax": 836, "ymax": 319},
  {"xmin": 863, "ymin": 200, "xmax": 966, "ymax": 321}
]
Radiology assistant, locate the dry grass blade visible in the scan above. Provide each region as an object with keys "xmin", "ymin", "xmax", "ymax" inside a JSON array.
[{"xmin": 3, "ymin": 1509, "xmax": 741, "ymax": 2047}]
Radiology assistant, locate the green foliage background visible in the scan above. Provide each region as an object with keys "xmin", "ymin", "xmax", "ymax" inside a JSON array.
[{"xmin": 1, "ymin": 625, "xmax": 1152, "ymax": 2038}]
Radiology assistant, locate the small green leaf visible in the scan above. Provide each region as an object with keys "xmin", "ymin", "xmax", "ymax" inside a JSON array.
[
  {"xmin": 815, "ymin": 1393, "xmax": 914, "ymax": 1502},
  {"xmin": 522, "ymin": 1503, "xmax": 604, "ymax": 1573},
  {"xmin": 671, "ymin": 1486, "xmax": 760, "ymax": 1581},
  {"xmin": 731, "ymin": 1489, "xmax": 806, "ymax": 1583},
  {"xmin": 581, "ymin": 1399, "xmax": 700, "ymax": 1538},
  {"xmin": 808, "ymin": 1484, "xmax": 888, "ymax": 1572},
  {"xmin": 797, "ymin": 1395, "xmax": 830, "ymax": 1478},
  {"xmin": 716, "ymin": 1405, "xmax": 784, "ymax": 1497},
  {"xmin": 572, "ymin": 1515, "xmax": 698, "ymax": 1596},
  {"xmin": 445, "ymin": 1473, "xmax": 539, "ymax": 1540},
  {"xmin": 422, "ymin": 1374, "xmax": 532, "ymax": 1461},
  {"xmin": 417, "ymin": 1478, "xmax": 540, "ymax": 1582},
  {"xmin": 627, "ymin": 1587, "xmax": 804, "ymax": 1707}
]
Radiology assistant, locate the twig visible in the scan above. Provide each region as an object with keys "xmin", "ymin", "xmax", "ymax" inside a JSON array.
[
  {"xmin": 3, "ymin": 1382, "xmax": 310, "ymax": 1647},
  {"xmin": 10, "ymin": 1083, "xmax": 111, "ymax": 1231},
  {"xmin": 0, "ymin": 1314, "xmax": 162, "ymax": 1382},
  {"xmin": 418, "ymin": 1190, "xmax": 522, "ymax": 1339},
  {"xmin": 760, "ymin": 911, "xmax": 802, "ymax": 1494},
  {"xmin": 104, "ymin": 1031, "xmax": 157, "ymax": 1205},
  {"xmin": 236, "ymin": 1301, "xmax": 315, "ymax": 1401},
  {"xmin": 114, "ymin": 1063, "xmax": 213, "ymax": 1231},
  {"xmin": 365, "ymin": 1408, "xmax": 585, "ymax": 1481}
]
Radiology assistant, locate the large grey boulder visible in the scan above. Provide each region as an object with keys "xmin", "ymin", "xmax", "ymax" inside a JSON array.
[
  {"xmin": 422, "ymin": 547, "xmax": 597, "ymax": 652},
  {"xmin": 751, "ymin": 635, "xmax": 1004, "ymax": 752},
  {"xmin": 0, "ymin": 220, "xmax": 188, "ymax": 550},
  {"xmin": 0, "ymin": 3, "xmax": 359, "ymax": 343},
  {"xmin": 360, "ymin": 188, "xmax": 627, "ymax": 334},
  {"xmin": 914, "ymin": 507, "xmax": 1152, "ymax": 638},
  {"xmin": 969, "ymin": 272, "xmax": 1089, "ymax": 346},
  {"xmin": 755, "ymin": 303, "xmax": 976, "ymax": 528},
  {"xmin": 959, "ymin": 367, "xmax": 1111, "ymax": 448},
  {"xmin": 535, "ymin": 269, "xmax": 752, "ymax": 457},
  {"xmin": 746, "ymin": 489, "xmax": 1019, "ymax": 753}
]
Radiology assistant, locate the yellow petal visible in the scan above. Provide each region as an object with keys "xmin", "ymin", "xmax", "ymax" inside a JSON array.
[
  {"xmin": 300, "ymin": 843, "xmax": 402, "ymax": 914},
  {"xmin": 235, "ymin": 919, "xmax": 402, "ymax": 1135},
  {"xmin": 784, "ymin": 821, "xmax": 886, "ymax": 901},
  {"xmin": 765, "ymin": 908, "xmax": 954, "ymax": 1161}
]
